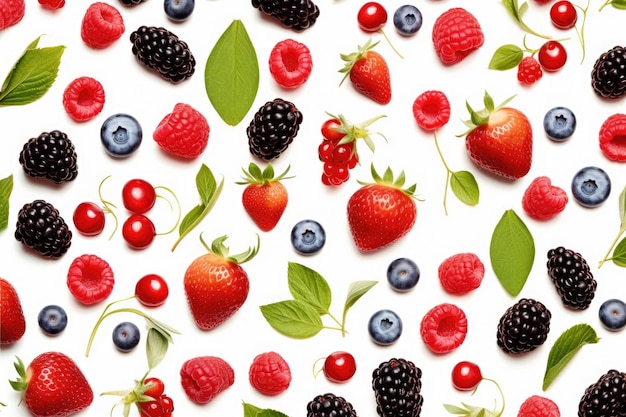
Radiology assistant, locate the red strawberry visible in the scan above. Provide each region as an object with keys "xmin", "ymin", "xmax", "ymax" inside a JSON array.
[
  {"xmin": 461, "ymin": 92, "xmax": 533, "ymax": 179},
  {"xmin": 0, "ymin": 0, "xmax": 25, "ymax": 31},
  {"xmin": 339, "ymin": 40, "xmax": 391, "ymax": 104},
  {"xmin": 10, "ymin": 352, "xmax": 94, "ymax": 417},
  {"xmin": 0, "ymin": 278, "xmax": 26, "ymax": 345},
  {"xmin": 236, "ymin": 163, "xmax": 292, "ymax": 232},
  {"xmin": 432, "ymin": 7, "xmax": 484, "ymax": 65},
  {"xmin": 183, "ymin": 235, "xmax": 259, "ymax": 330},
  {"xmin": 180, "ymin": 356, "xmax": 234, "ymax": 404},
  {"xmin": 347, "ymin": 164, "xmax": 420, "ymax": 251}
]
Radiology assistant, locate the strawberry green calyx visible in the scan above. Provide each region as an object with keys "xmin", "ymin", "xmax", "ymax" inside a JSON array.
[
  {"xmin": 338, "ymin": 39, "xmax": 380, "ymax": 86},
  {"xmin": 444, "ymin": 377, "xmax": 505, "ymax": 417},
  {"xmin": 101, "ymin": 375, "xmax": 160, "ymax": 417},
  {"xmin": 327, "ymin": 112, "xmax": 387, "ymax": 153},
  {"xmin": 199, "ymin": 234, "xmax": 260, "ymax": 265},
  {"xmin": 358, "ymin": 164, "xmax": 422, "ymax": 200},
  {"xmin": 459, "ymin": 91, "xmax": 517, "ymax": 136},
  {"xmin": 236, "ymin": 163, "xmax": 293, "ymax": 186},
  {"xmin": 9, "ymin": 356, "xmax": 28, "ymax": 393}
]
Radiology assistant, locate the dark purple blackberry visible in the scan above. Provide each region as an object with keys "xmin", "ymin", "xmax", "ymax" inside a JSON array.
[
  {"xmin": 129, "ymin": 26, "xmax": 195, "ymax": 83},
  {"xmin": 306, "ymin": 393, "xmax": 357, "ymax": 417},
  {"xmin": 119, "ymin": 0, "xmax": 146, "ymax": 6},
  {"xmin": 251, "ymin": 0, "xmax": 319, "ymax": 32},
  {"xmin": 246, "ymin": 98, "xmax": 303, "ymax": 160},
  {"xmin": 578, "ymin": 369, "xmax": 626, "ymax": 417},
  {"xmin": 547, "ymin": 246, "xmax": 597, "ymax": 310},
  {"xmin": 496, "ymin": 298, "xmax": 551, "ymax": 354},
  {"xmin": 591, "ymin": 45, "xmax": 626, "ymax": 99},
  {"xmin": 19, "ymin": 130, "xmax": 78, "ymax": 184},
  {"xmin": 15, "ymin": 200, "xmax": 72, "ymax": 259},
  {"xmin": 372, "ymin": 358, "xmax": 423, "ymax": 417}
]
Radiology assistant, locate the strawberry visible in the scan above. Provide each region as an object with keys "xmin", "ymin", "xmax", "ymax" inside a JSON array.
[
  {"xmin": 339, "ymin": 40, "xmax": 391, "ymax": 104},
  {"xmin": 460, "ymin": 92, "xmax": 533, "ymax": 180},
  {"xmin": 0, "ymin": 278, "xmax": 26, "ymax": 345},
  {"xmin": 236, "ymin": 163, "xmax": 292, "ymax": 232},
  {"xmin": 347, "ymin": 164, "xmax": 420, "ymax": 251},
  {"xmin": 183, "ymin": 235, "xmax": 259, "ymax": 330},
  {"xmin": 10, "ymin": 352, "xmax": 94, "ymax": 417}
]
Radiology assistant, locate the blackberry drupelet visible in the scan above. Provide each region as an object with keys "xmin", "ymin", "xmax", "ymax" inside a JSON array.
[
  {"xmin": 372, "ymin": 358, "xmax": 423, "ymax": 417},
  {"xmin": 247, "ymin": 98, "xmax": 303, "ymax": 160},
  {"xmin": 578, "ymin": 369, "xmax": 626, "ymax": 417},
  {"xmin": 15, "ymin": 200, "xmax": 72, "ymax": 258},
  {"xmin": 591, "ymin": 45, "xmax": 626, "ymax": 99},
  {"xmin": 306, "ymin": 393, "xmax": 357, "ymax": 417},
  {"xmin": 119, "ymin": 0, "xmax": 146, "ymax": 5},
  {"xmin": 496, "ymin": 298, "xmax": 551, "ymax": 354},
  {"xmin": 19, "ymin": 130, "xmax": 78, "ymax": 184},
  {"xmin": 129, "ymin": 26, "xmax": 195, "ymax": 83},
  {"xmin": 251, "ymin": 0, "xmax": 319, "ymax": 32},
  {"xmin": 547, "ymin": 246, "xmax": 597, "ymax": 310}
]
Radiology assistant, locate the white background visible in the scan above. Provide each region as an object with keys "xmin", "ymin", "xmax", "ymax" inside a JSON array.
[{"xmin": 1, "ymin": 0, "xmax": 626, "ymax": 416}]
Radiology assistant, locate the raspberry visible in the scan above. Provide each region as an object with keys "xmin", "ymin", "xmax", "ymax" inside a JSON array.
[
  {"xmin": 153, "ymin": 103, "xmax": 210, "ymax": 159},
  {"xmin": 248, "ymin": 351, "xmax": 292, "ymax": 395},
  {"xmin": 432, "ymin": 7, "xmax": 484, "ymax": 65},
  {"xmin": 599, "ymin": 113, "xmax": 626, "ymax": 161},
  {"xmin": 517, "ymin": 56, "xmax": 543, "ymax": 85},
  {"xmin": 63, "ymin": 76, "xmax": 105, "ymax": 122},
  {"xmin": 517, "ymin": 395, "xmax": 560, "ymax": 417},
  {"xmin": 269, "ymin": 39, "xmax": 313, "ymax": 89},
  {"xmin": 420, "ymin": 303, "xmax": 468, "ymax": 353},
  {"xmin": 66, "ymin": 254, "xmax": 115, "ymax": 305},
  {"xmin": 438, "ymin": 252, "xmax": 484, "ymax": 295},
  {"xmin": 522, "ymin": 176, "xmax": 568, "ymax": 220},
  {"xmin": 180, "ymin": 356, "xmax": 234, "ymax": 404},
  {"xmin": 412, "ymin": 90, "xmax": 451, "ymax": 131},
  {"xmin": 0, "ymin": 0, "xmax": 25, "ymax": 30},
  {"xmin": 39, "ymin": 0, "xmax": 65, "ymax": 9},
  {"xmin": 81, "ymin": 2, "xmax": 125, "ymax": 49}
]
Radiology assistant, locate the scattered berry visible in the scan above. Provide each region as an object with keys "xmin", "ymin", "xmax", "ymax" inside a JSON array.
[
  {"xmin": 0, "ymin": 278, "xmax": 26, "ymax": 345},
  {"xmin": 135, "ymin": 274, "xmax": 169, "ymax": 307},
  {"xmin": 269, "ymin": 39, "xmax": 313, "ymax": 89},
  {"xmin": 81, "ymin": 2, "xmax": 125, "ymax": 49},
  {"xmin": 538, "ymin": 40, "xmax": 568, "ymax": 72},
  {"xmin": 15, "ymin": 199, "xmax": 72, "ymax": 258},
  {"xmin": 599, "ymin": 113, "xmax": 626, "ymax": 161},
  {"xmin": 496, "ymin": 298, "xmax": 551, "ymax": 354},
  {"xmin": 119, "ymin": 0, "xmax": 146, "ymax": 6},
  {"xmin": 248, "ymin": 351, "xmax": 292, "ymax": 395},
  {"xmin": 291, "ymin": 219, "xmax": 326, "ymax": 255},
  {"xmin": 101, "ymin": 113, "xmax": 143, "ymax": 157},
  {"xmin": 339, "ymin": 40, "xmax": 392, "ymax": 104},
  {"xmin": 598, "ymin": 298, "xmax": 626, "ymax": 331},
  {"xmin": 543, "ymin": 106, "xmax": 576, "ymax": 141},
  {"xmin": 0, "ymin": 0, "xmax": 25, "ymax": 31},
  {"xmin": 122, "ymin": 179, "xmax": 156, "ymax": 214},
  {"xmin": 451, "ymin": 361, "xmax": 482, "ymax": 391},
  {"xmin": 571, "ymin": 166, "xmax": 611, "ymax": 207},
  {"xmin": 517, "ymin": 56, "xmax": 543, "ymax": 85},
  {"xmin": 547, "ymin": 246, "xmax": 597, "ymax": 310},
  {"xmin": 372, "ymin": 358, "xmax": 423, "ymax": 417},
  {"xmin": 438, "ymin": 252, "xmax": 484, "ymax": 295},
  {"xmin": 322, "ymin": 351, "xmax": 357, "ymax": 383},
  {"xmin": 153, "ymin": 103, "xmax": 210, "ymax": 159},
  {"xmin": 122, "ymin": 214, "xmax": 156, "ymax": 249},
  {"xmin": 591, "ymin": 45, "xmax": 626, "ymax": 99},
  {"xmin": 522, "ymin": 176, "xmax": 568, "ymax": 221},
  {"xmin": 368, "ymin": 309, "xmax": 402, "ymax": 345},
  {"xmin": 38, "ymin": 304, "xmax": 68, "ymax": 336},
  {"xmin": 306, "ymin": 393, "xmax": 358, "ymax": 417},
  {"xmin": 164, "ymin": 0, "xmax": 194, "ymax": 21},
  {"xmin": 251, "ymin": 0, "xmax": 319, "ymax": 32},
  {"xmin": 19, "ymin": 130, "xmax": 78, "ymax": 184},
  {"xmin": 73, "ymin": 202, "xmax": 106, "ymax": 236},
  {"xmin": 432, "ymin": 7, "xmax": 484, "ymax": 65},
  {"xmin": 112, "ymin": 321, "xmax": 140, "ymax": 352},
  {"xmin": 66, "ymin": 253, "xmax": 115, "ymax": 305},
  {"xmin": 180, "ymin": 356, "xmax": 234, "ymax": 404},
  {"xmin": 39, "ymin": 0, "xmax": 65, "ymax": 10},
  {"xmin": 357, "ymin": 2, "xmax": 402, "ymax": 58},
  {"xmin": 420, "ymin": 303, "xmax": 467, "ymax": 353},
  {"xmin": 550, "ymin": 0, "xmax": 577, "ymax": 30},
  {"xmin": 578, "ymin": 370, "xmax": 626, "ymax": 417},
  {"xmin": 142, "ymin": 377, "xmax": 165, "ymax": 398},
  {"xmin": 393, "ymin": 4, "xmax": 422, "ymax": 36},
  {"xmin": 412, "ymin": 90, "xmax": 451, "ymax": 131},
  {"xmin": 247, "ymin": 98, "xmax": 303, "ymax": 160},
  {"xmin": 62, "ymin": 76, "xmax": 105, "ymax": 122},
  {"xmin": 517, "ymin": 395, "xmax": 560, "ymax": 417},
  {"xmin": 386, "ymin": 257, "xmax": 420, "ymax": 292}
]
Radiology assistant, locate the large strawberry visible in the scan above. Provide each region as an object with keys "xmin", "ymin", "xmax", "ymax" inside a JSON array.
[
  {"xmin": 347, "ymin": 164, "xmax": 420, "ymax": 251},
  {"xmin": 0, "ymin": 277, "xmax": 26, "ymax": 345},
  {"xmin": 10, "ymin": 352, "xmax": 94, "ymax": 417},
  {"xmin": 339, "ymin": 40, "xmax": 391, "ymax": 104},
  {"xmin": 236, "ymin": 163, "xmax": 292, "ymax": 232},
  {"xmin": 184, "ymin": 235, "xmax": 259, "ymax": 330},
  {"xmin": 460, "ymin": 92, "xmax": 532, "ymax": 180}
]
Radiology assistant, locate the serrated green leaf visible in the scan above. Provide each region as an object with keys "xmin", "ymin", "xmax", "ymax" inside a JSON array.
[
  {"xmin": 450, "ymin": 171, "xmax": 479, "ymax": 206},
  {"xmin": 287, "ymin": 262, "xmax": 332, "ymax": 314},
  {"xmin": 0, "ymin": 174, "xmax": 13, "ymax": 231},
  {"xmin": 488, "ymin": 44, "xmax": 524, "ymax": 70},
  {"xmin": 205, "ymin": 20, "xmax": 259, "ymax": 126},
  {"xmin": 243, "ymin": 402, "xmax": 263, "ymax": 417},
  {"xmin": 259, "ymin": 299, "xmax": 324, "ymax": 338}
]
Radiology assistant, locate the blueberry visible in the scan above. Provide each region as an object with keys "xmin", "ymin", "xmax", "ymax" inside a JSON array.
[
  {"xmin": 112, "ymin": 321, "xmax": 141, "ymax": 352},
  {"xmin": 38, "ymin": 305, "xmax": 68, "ymax": 336},
  {"xmin": 164, "ymin": 0, "xmax": 195, "ymax": 22},
  {"xmin": 571, "ymin": 166, "xmax": 611, "ymax": 207},
  {"xmin": 544, "ymin": 106, "xmax": 576, "ymax": 142},
  {"xmin": 386, "ymin": 257, "xmax": 420, "ymax": 292},
  {"xmin": 599, "ymin": 299, "xmax": 626, "ymax": 331},
  {"xmin": 368, "ymin": 309, "xmax": 402, "ymax": 345},
  {"xmin": 291, "ymin": 219, "xmax": 326, "ymax": 255},
  {"xmin": 393, "ymin": 5, "xmax": 422, "ymax": 36},
  {"xmin": 101, "ymin": 113, "xmax": 142, "ymax": 157}
]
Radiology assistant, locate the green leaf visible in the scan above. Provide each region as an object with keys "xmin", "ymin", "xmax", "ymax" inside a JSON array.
[
  {"xmin": 611, "ymin": 237, "xmax": 626, "ymax": 266},
  {"xmin": 205, "ymin": 20, "xmax": 259, "ymax": 126},
  {"xmin": 618, "ymin": 185, "xmax": 626, "ymax": 229},
  {"xmin": 490, "ymin": 209, "xmax": 535, "ymax": 296},
  {"xmin": 343, "ymin": 280, "xmax": 377, "ymax": 313},
  {"xmin": 600, "ymin": 0, "xmax": 626, "ymax": 10},
  {"xmin": 259, "ymin": 299, "xmax": 324, "ymax": 338},
  {"xmin": 145, "ymin": 328, "xmax": 168, "ymax": 370},
  {"xmin": 542, "ymin": 323, "xmax": 599, "ymax": 390},
  {"xmin": 0, "ymin": 37, "xmax": 65, "ymax": 106},
  {"xmin": 450, "ymin": 171, "xmax": 479, "ymax": 206},
  {"xmin": 0, "ymin": 174, "xmax": 13, "ymax": 231},
  {"xmin": 196, "ymin": 163, "xmax": 217, "ymax": 205},
  {"xmin": 258, "ymin": 409, "xmax": 290, "ymax": 417},
  {"xmin": 287, "ymin": 262, "xmax": 332, "ymax": 314},
  {"xmin": 488, "ymin": 44, "xmax": 524, "ymax": 70},
  {"xmin": 243, "ymin": 402, "xmax": 290, "ymax": 417}
]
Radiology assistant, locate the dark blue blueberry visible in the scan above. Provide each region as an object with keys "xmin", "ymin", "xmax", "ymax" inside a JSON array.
[
  {"xmin": 393, "ymin": 5, "xmax": 422, "ymax": 36},
  {"xmin": 291, "ymin": 219, "xmax": 326, "ymax": 255},
  {"xmin": 571, "ymin": 166, "xmax": 611, "ymax": 207},
  {"xmin": 101, "ymin": 113, "xmax": 142, "ymax": 157},
  {"xmin": 386, "ymin": 257, "xmax": 420, "ymax": 292},
  {"xmin": 112, "ymin": 321, "xmax": 141, "ymax": 352},
  {"xmin": 368, "ymin": 309, "xmax": 402, "ymax": 345},
  {"xmin": 38, "ymin": 305, "xmax": 68, "ymax": 336},
  {"xmin": 599, "ymin": 298, "xmax": 626, "ymax": 331},
  {"xmin": 544, "ymin": 106, "xmax": 576, "ymax": 142},
  {"xmin": 164, "ymin": 0, "xmax": 195, "ymax": 21}
]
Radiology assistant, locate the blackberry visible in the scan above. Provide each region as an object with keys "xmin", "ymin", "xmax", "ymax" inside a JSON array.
[
  {"xmin": 496, "ymin": 298, "xmax": 551, "ymax": 354},
  {"xmin": 119, "ymin": 0, "xmax": 146, "ymax": 5},
  {"xmin": 372, "ymin": 358, "xmax": 423, "ymax": 417},
  {"xmin": 591, "ymin": 45, "xmax": 626, "ymax": 99},
  {"xmin": 306, "ymin": 393, "xmax": 357, "ymax": 417},
  {"xmin": 251, "ymin": 0, "xmax": 319, "ymax": 32},
  {"xmin": 578, "ymin": 369, "xmax": 626, "ymax": 417},
  {"xmin": 129, "ymin": 26, "xmax": 195, "ymax": 83},
  {"xmin": 19, "ymin": 130, "xmax": 78, "ymax": 184},
  {"xmin": 246, "ymin": 98, "xmax": 303, "ymax": 160},
  {"xmin": 547, "ymin": 246, "xmax": 597, "ymax": 310},
  {"xmin": 15, "ymin": 200, "xmax": 72, "ymax": 259}
]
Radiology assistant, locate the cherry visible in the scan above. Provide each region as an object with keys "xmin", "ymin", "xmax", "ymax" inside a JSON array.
[
  {"xmin": 135, "ymin": 274, "xmax": 169, "ymax": 307},
  {"xmin": 451, "ymin": 361, "xmax": 483, "ymax": 391},
  {"xmin": 322, "ymin": 351, "xmax": 357, "ymax": 383},
  {"xmin": 538, "ymin": 40, "xmax": 567, "ymax": 72},
  {"xmin": 142, "ymin": 377, "xmax": 165, "ymax": 398},
  {"xmin": 321, "ymin": 118, "xmax": 345, "ymax": 142},
  {"xmin": 122, "ymin": 179, "xmax": 156, "ymax": 214},
  {"xmin": 550, "ymin": 0, "xmax": 577, "ymax": 29},
  {"xmin": 122, "ymin": 214, "xmax": 156, "ymax": 249},
  {"xmin": 73, "ymin": 201, "xmax": 106, "ymax": 236},
  {"xmin": 357, "ymin": 1, "xmax": 403, "ymax": 58}
]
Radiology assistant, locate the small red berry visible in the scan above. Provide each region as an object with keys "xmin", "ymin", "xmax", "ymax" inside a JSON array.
[
  {"xmin": 420, "ymin": 303, "xmax": 468, "ymax": 354},
  {"xmin": 63, "ymin": 76, "xmax": 105, "ymax": 122},
  {"xmin": 269, "ymin": 39, "xmax": 313, "ymax": 89},
  {"xmin": 550, "ymin": 0, "xmax": 577, "ymax": 29},
  {"xmin": 357, "ymin": 2, "xmax": 388, "ymax": 32},
  {"xmin": 153, "ymin": 103, "xmax": 210, "ymax": 159},
  {"xmin": 73, "ymin": 202, "xmax": 106, "ymax": 236},
  {"xmin": 81, "ymin": 2, "xmax": 125, "ymax": 49},
  {"xmin": 451, "ymin": 361, "xmax": 483, "ymax": 391},
  {"xmin": 248, "ymin": 351, "xmax": 292, "ymax": 395},
  {"xmin": 412, "ymin": 90, "xmax": 451, "ymax": 131},
  {"xmin": 517, "ymin": 56, "xmax": 543, "ymax": 85},
  {"xmin": 323, "ymin": 351, "xmax": 357, "ymax": 383},
  {"xmin": 142, "ymin": 377, "xmax": 165, "ymax": 398},
  {"xmin": 122, "ymin": 214, "xmax": 156, "ymax": 249},
  {"xmin": 538, "ymin": 40, "xmax": 568, "ymax": 72},
  {"xmin": 135, "ymin": 274, "xmax": 169, "ymax": 307},
  {"xmin": 122, "ymin": 179, "xmax": 156, "ymax": 214},
  {"xmin": 321, "ymin": 118, "xmax": 346, "ymax": 142},
  {"xmin": 432, "ymin": 7, "xmax": 484, "ymax": 65},
  {"xmin": 318, "ymin": 141, "xmax": 335, "ymax": 162},
  {"xmin": 598, "ymin": 113, "xmax": 626, "ymax": 162},
  {"xmin": 66, "ymin": 254, "xmax": 115, "ymax": 305},
  {"xmin": 438, "ymin": 252, "xmax": 485, "ymax": 295},
  {"xmin": 39, "ymin": 0, "xmax": 65, "ymax": 10},
  {"xmin": 522, "ymin": 176, "xmax": 568, "ymax": 220},
  {"xmin": 517, "ymin": 395, "xmax": 560, "ymax": 417}
]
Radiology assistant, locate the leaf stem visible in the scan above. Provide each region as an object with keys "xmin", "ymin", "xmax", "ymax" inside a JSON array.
[
  {"xmin": 598, "ymin": 226, "xmax": 626, "ymax": 268},
  {"xmin": 433, "ymin": 131, "xmax": 452, "ymax": 216}
]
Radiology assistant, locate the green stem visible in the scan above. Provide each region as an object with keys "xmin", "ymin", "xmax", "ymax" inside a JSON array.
[
  {"xmin": 574, "ymin": 0, "xmax": 590, "ymax": 63},
  {"xmin": 98, "ymin": 175, "xmax": 119, "ymax": 240},
  {"xmin": 433, "ymin": 131, "xmax": 452, "ymax": 216},
  {"xmin": 598, "ymin": 227, "xmax": 626, "ymax": 268},
  {"xmin": 378, "ymin": 28, "xmax": 404, "ymax": 59},
  {"xmin": 154, "ymin": 185, "xmax": 182, "ymax": 236},
  {"xmin": 599, "ymin": 0, "xmax": 611, "ymax": 11},
  {"xmin": 483, "ymin": 378, "xmax": 505, "ymax": 417}
]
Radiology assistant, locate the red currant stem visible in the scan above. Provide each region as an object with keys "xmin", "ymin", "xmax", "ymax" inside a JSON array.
[
  {"xmin": 312, "ymin": 357, "xmax": 325, "ymax": 378},
  {"xmin": 98, "ymin": 175, "xmax": 119, "ymax": 240},
  {"xmin": 154, "ymin": 186, "xmax": 182, "ymax": 237},
  {"xmin": 598, "ymin": 0, "xmax": 612, "ymax": 11},
  {"xmin": 479, "ymin": 378, "xmax": 505, "ymax": 417},
  {"xmin": 574, "ymin": 0, "xmax": 590, "ymax": 63},
  {"xmin": 433, "ymin": 131, "xmax": 452, "ymax": 216},
  {"xmin": 598, "ymin": 225, "xmax": 626, "ymax": 268},
  {"xmin": 378, "ymin": 28, "xmax": 404, "ymax": 59}
]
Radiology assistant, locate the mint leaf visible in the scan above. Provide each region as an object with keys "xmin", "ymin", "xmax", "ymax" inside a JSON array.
[
  {"xmin": 450, "ymin": 170, "xmax": 479, "ymax": 206},
  {"xmin": 488, "ymin": 44, "xmax": 524, "ymax": 70},
  {"xmin": 0, "ymin": 174, "xmax": 13, "ymax": 231},
  {"xmin": 259, "ymin": 299, "xmax": 324, "ymax": 338},
  {"xmin": 287, "ymin": 262, "xmax": 332, "ymax": 314}
]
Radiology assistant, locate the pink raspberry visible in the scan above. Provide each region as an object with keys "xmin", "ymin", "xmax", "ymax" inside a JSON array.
[
  {"xmin": 432, "ymin": 8, "xmax": 484, "ymax": 65},
  {"xmin": 269, "ymin": 39, "xmax": 313, "ymax": 89},
  {"xmin": 517, "ymin": 395, "xmax": 560, "ymax": 417},
  {"xmin": 81, "ymin": 2, "xmax": 125, "ymax": 49},
  {"xmin": 599, "ymin": 113, "xmax": 626, "ymax": 162},
  {"xmin": 249, "ymin": 351, "xmax": 292, "ymax": 395},
  {"xmin": 522, "ymin": 176, "xmax": 568, "ymax": 221},
  {"xmin": 438, "ymin": 252, "xmax": 484, "ymax": 295},
  {"xmin": 62, "ymin": 76, "xmax": 105, "ymax": 122},
  {"xmin": 153, "ymin": 103, "xmax": 210, "ymax": 159},
  {"xmin": 412, "ymin": 90, "xmax": 451, "ymax": 132},
  {"xmin": 0, "ymin": 0, "xmax": 25, "ymax": 30},
  {"xmin": 420, "ymin": 303, "xmax": 467, "ymax": 354},
  {"xmin": 517, "ymin": 56, "xmax": 543, "ymax": 85},
  {"xmin": 66, "ymin": 254, "xmax": 115, "ymax": 305},
  {"xmin": 180, "ymin": 356, "xmax": 234, "ymax": 404},
  {"xmin": 39, "ymin": 0, "xmax": 65, "ymax": 10}
]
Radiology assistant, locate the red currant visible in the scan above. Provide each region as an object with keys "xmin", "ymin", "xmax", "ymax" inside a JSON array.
[
  {"xmin": 332, "ymin": 143, "xmax": 354, "ymax": 165},
  {"xmin": 357, "ymin": 1, "xmax": 388, "ymax": 32},
  {"xmin": 73, "ymin": 202, "xmax": 105, "ymax": 236},
  {"xmin": 159, "ymin": 395, "xmax": 174, "ymax": 413},
  {"xmin": 318, "ymin": 141, "xmax": 335, "ymax": 162},
  {"xmin": 323, "ymin": 351, "xmax": 357, "ymax": 383},
  {"xmin": 550, "ymin": 0, "xmax": 577, "ymax": 29},
  {"xmin": 142, "ymin": 377, "xmax": 165, "ymax": 398},
  {"xmin": 451, "ymin": 361, "xmax": 483, "ymax": 391},
  {"xmin": 321, "ymin": 118, "xmax": 345, "ymax": 142},
  {"xmin": 122, "ymin": 214, "xmax": 156, "ymax": 249},
  {"xmin": 122, "ymin": 179, "xmax": 156, "ymax": 214},
  {"xmin": 538, "ymin": 40, "xmax": 567, "ymax": 72},
  {"xmin": 139, "ymin": 399, "xmax": 163, "ymax": 417},
  {"xmin": 135, "ymin": 274, "xmax": 169, "ymax": 307}
]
